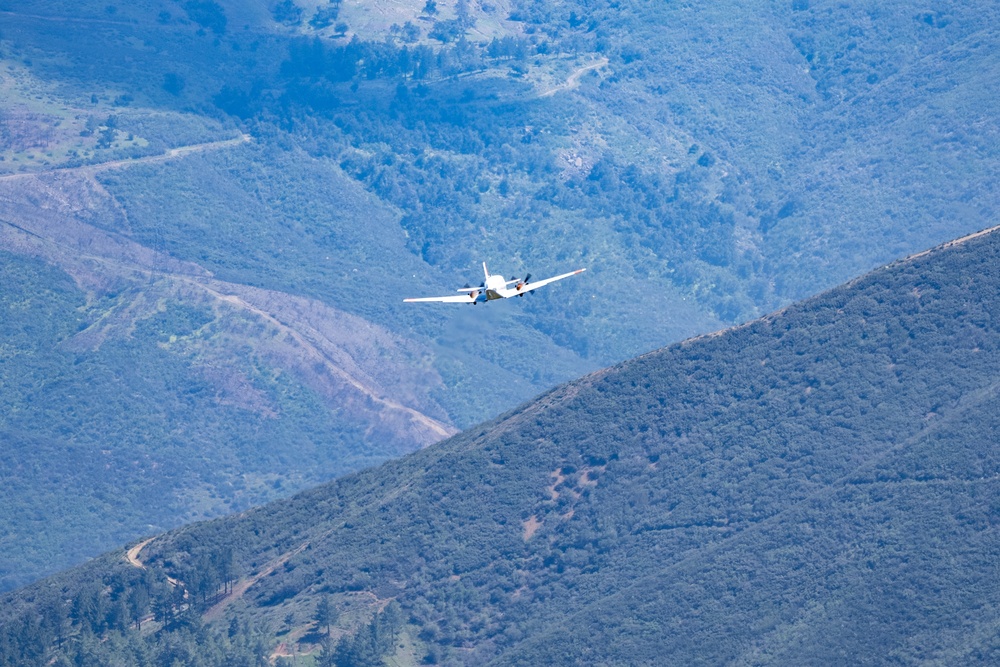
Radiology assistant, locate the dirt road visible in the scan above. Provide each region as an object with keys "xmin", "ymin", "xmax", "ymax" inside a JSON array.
[
  {"xmin": 125, "ymin": 537, "xmax": 155, "ymax": 569},
  {"xmin": 536, "ymin": 58, "xmax": 608, "ymax": 98},
  {"xmin": 0, "ymin": 133, "xmax": 251, "ymax": 183}
]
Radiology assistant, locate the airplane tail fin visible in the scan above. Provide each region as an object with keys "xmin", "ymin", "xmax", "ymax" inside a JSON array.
[{"xmin": 483, "ymin": 261, "xmax": 490, "ymax": 280}]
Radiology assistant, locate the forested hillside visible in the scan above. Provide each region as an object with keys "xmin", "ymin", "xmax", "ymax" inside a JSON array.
[
  {"xmin": 3, "ymin": 226, "xmax": 1000, "ymax": 665},
  {"xmin": 2, "ymin": 0, "xmax": 999, "ymax": 590}
]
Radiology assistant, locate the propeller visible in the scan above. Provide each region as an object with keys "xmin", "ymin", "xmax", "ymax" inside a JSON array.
[
  {"xmin": 515, "ymin": 273, "xmax": 532, "ymax": 293},
  {"xmin": 468, "ymin": 281, "xmax": 484, "ymax": 304}
]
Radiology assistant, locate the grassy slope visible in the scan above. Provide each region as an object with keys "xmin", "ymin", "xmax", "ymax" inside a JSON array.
[
  {"xmin": 4, "ymin": 226, "xmax": 1000, "ymax": 665},
  {"xmin": 0, "ymin": 251, "xmax": 410, "ymax": 590},
  {"xmin": 92, "ymin": 141, "xmax": 598, "ymax": 421},
  {"xmin": 12, "ymin": 0, "xmax": 1000, "ymax": 363}
]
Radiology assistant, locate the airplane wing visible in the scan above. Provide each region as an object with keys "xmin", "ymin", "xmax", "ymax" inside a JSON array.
[
  {"xmin": 403, "ymin": 294, "xmax": 475, "ymax": 303},
  {"xmin": 498, "ymin": 268, "xmax": 586, "ymax": 298}
]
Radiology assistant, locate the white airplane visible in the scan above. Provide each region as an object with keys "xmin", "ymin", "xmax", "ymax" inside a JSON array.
[{"xmin": 404, "ymin": 263, "xmax": 586, "ymax": 305}]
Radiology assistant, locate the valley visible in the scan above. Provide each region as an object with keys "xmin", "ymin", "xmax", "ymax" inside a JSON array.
[{"xmin": 0, "ymin": 0, "xmax": 998, "ymax": 645}]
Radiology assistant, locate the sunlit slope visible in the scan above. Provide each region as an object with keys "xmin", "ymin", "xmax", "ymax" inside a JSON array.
[
  {"xmin": 0, "ymin": 146, "xmax": 461, "ymax": 589},
  {"xmin": 0, "ymin": 242, "xmax": 453, "ymax": 591},
  {"xmin": 5, "ymin": 0, "xmax": 999, "ymax": 401},
  {"xmin": 4, "ymin": 226, "xmax": 1000, "ymax": 664},
  {"xmin": 91, "ymin": 141, "xmax": 599, "ymax": 410},
  {"xmin": 7, "ymin": 0, "xmax": 999, "ymax": 366}
]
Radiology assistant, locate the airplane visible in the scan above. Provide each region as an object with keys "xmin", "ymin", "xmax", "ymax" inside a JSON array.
[{"xmin": 404, "ymin": 263, "xmax": 586, "ymax": 305}]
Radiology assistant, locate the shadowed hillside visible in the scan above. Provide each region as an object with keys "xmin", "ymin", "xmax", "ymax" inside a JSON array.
[{"xmin": 2, "ymin": 226, "xmax": 1000, "ymax": 665}]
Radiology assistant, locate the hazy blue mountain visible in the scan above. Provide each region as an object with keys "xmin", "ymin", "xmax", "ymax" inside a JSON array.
[
  {"xmin": 1, "ymin": 0, "xmax": 998, "ymax": 590},
  {"xmin": 2, "ymin": 226, "xmax": 999, "ymax": 665}
]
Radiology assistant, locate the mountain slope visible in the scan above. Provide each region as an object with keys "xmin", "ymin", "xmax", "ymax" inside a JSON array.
[
  {"xmin": 0, "ymin": 244, "xmax": 450, "ymax": 591},
  {"xmin": 3, "ymin": 226, "xmax": 1000, "ymax": 665},
  {"xmin": 3, "ymin": 0, "xmax": 1000, "ymax": 598},
  {"xmin": 502, "ymin": 390, "xmax": 1000, "ymax": 665}
]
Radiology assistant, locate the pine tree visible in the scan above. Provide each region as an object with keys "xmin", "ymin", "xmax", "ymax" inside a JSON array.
[
  {"xmin": 314, "ymin": 596, "xmax": 334, "ymax": 636},
  {"xmin": 316, "ymin": 636, "xmax": 335, "ymax": 667},
  {"xmin": 128, "ymin": 586, "xmax": 150, "ymax": 630}
]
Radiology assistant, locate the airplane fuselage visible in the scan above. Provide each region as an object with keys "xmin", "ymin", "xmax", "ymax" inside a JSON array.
[{"xmin": 484, "ymin": 271, "xmax": 508, "ymax": 301}]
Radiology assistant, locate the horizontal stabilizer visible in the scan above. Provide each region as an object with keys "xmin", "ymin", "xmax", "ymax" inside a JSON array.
[{"xmin": 404, "ymin": 294, "xmax": 475, "ymax": 303}]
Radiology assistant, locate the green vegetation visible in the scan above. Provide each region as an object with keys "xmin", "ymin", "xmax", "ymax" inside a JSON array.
[
  {"xmin": 4, "ymin": 228, "xmax": 1000, "ymax": 664},
  {"xmin": 2, "ymin": 0, "xmax": 1000, "ymax": 599},
  {"xmin": 0, "ymin": 251, "xmax": 411, "ymax": 591},
  {"xmin": 8, "ymin": 0, "xmax": 999, "ymax": 365}
]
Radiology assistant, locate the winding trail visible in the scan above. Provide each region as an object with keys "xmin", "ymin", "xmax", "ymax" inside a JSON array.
[
  {"xmin": 203, "ymin": 539, "xmax": 315, "ymax": 621},
  {"xmin": 0, "ymin": 133, "xmax": 251, "ymax": 182},
  {"xmin": 536, "ymin": 58, "xmax": 608, "ymax": 98},
  {"xmin": 0, "ymin": 9, "xmax": 135, "ymax": 26},
  {"xmin": 0, "ymin": 215, "xmax": 455, "ymax": 441},
  {"xmin": 125, "ymin": 538, "xmax": 155, "ymax": 569},
  {"xmin": 196, "ymin": 284, "xmax": 455, "ymax": 440},
  {"xmin": 906, "ymin": 223, "xmax": 1000, "ymax": 261},
  {"xmin": 125, "ymin": 536, "xmax": 186, "ymax": 595},
  {"xmin": 124, "ymin": 526, "xmax": 328, "ymax": 624},
  {"xmin": 0, "ymin": 136, "xmax": 457, "ymax": 445}
]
